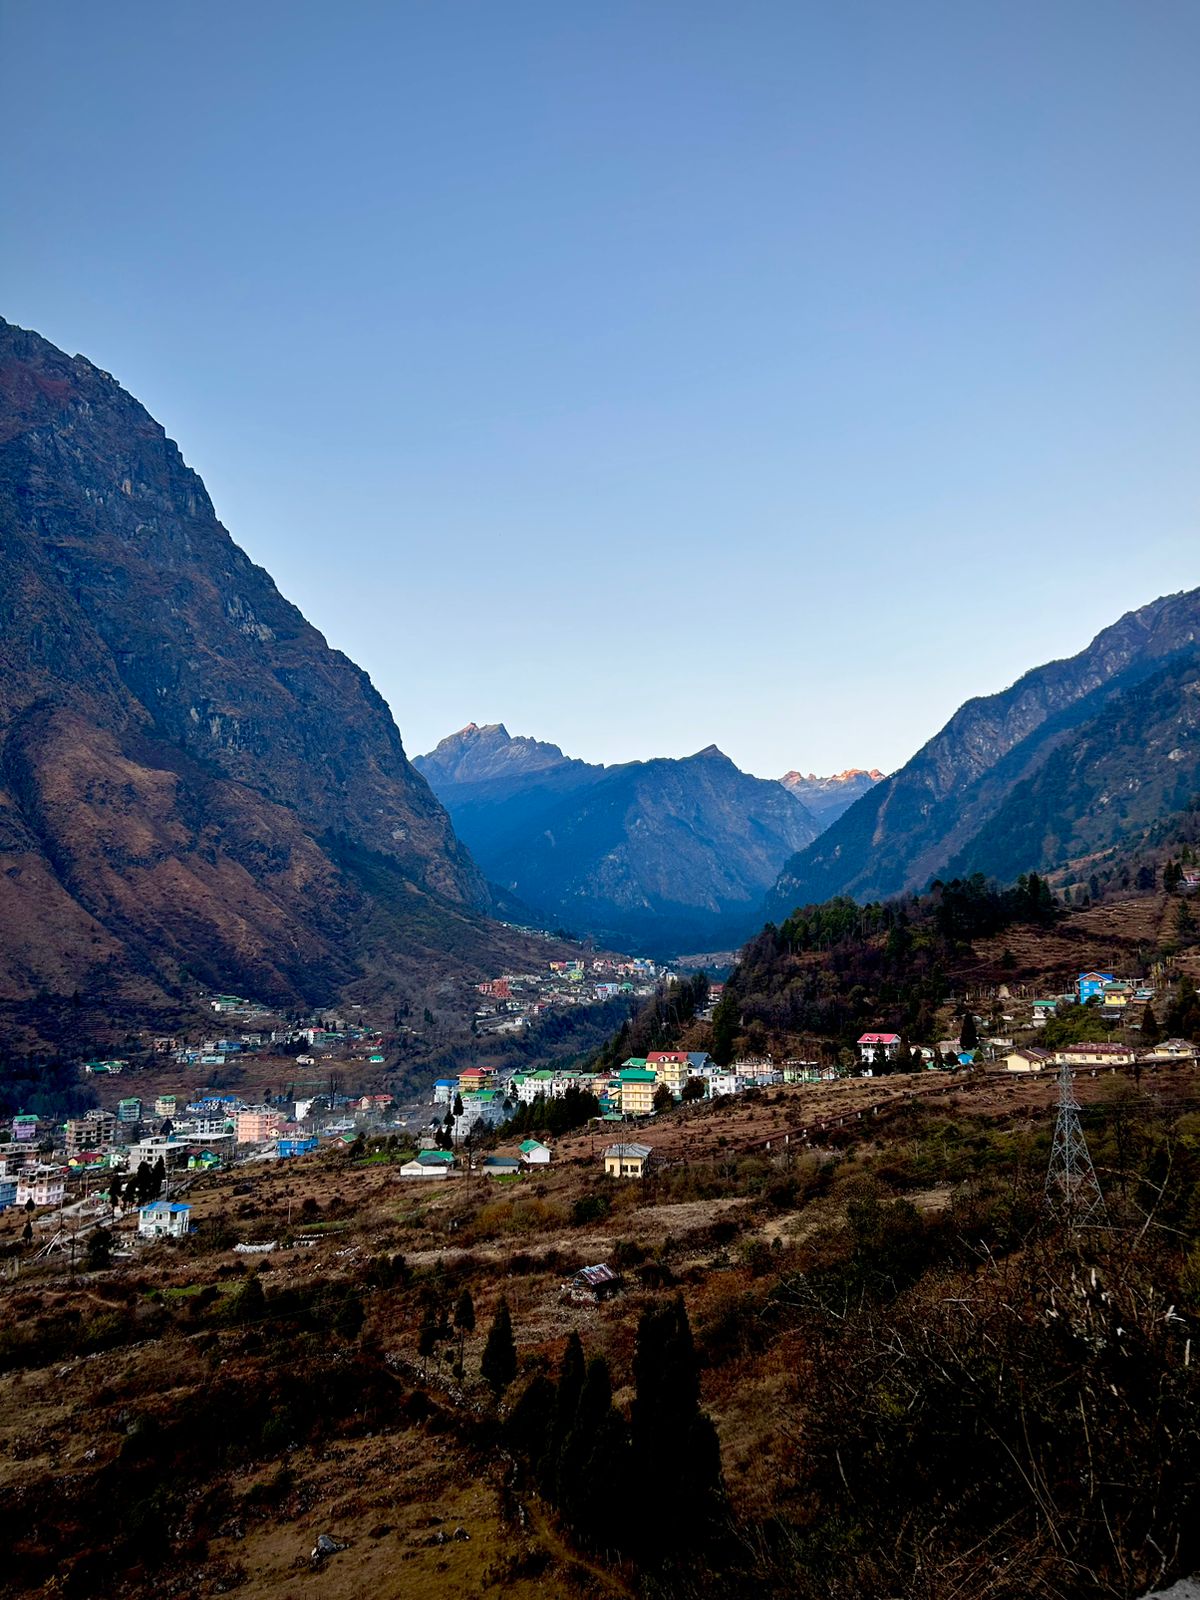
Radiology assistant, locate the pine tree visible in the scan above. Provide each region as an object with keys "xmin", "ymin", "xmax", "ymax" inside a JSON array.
[
  {"xmin": 1142, "ymin": 1002, "xmax": 1161, "ymax": 1047},
  {"xmin": 558, "ymin": 1356, "xmax": 628, "ymax": 1547},
  {"xmin": 959, "ymin": 1010, "xmax": 979, "ymax": 1052},
  {"xmin": 480, "ymin": 1297, "xmax": 517, "ymax": 1396},
  {"xmin": 505, "ymin": 1372, "xmax": 556, "ymax": 1463},
  {"xmin": 710, "ymin": 994, "xmax": 738, "ymax": 1066},
  {"xmin": 453, "ymin": 1287, "xmax": 475, "ymax": 1372},
  {"xmin": 628, "ymin": 1296, "xmax": 723, "ymax": 1555},
  {"xmin": 544, "ymin": 1332, "xmax": 585, "ymax": 1495},
  {"xmin": 418, "ymin": 1311, "xmax": 438, "ymax": 1379},
  {"xmin": 333, "ymin": 1289, "xmax": 365, "ymax": 1341},
  {"xmin": 233, "ymin": 1271, "xmax": 266, "ymax": 1325}
]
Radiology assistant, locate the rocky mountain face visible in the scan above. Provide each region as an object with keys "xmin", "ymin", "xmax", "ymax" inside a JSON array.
[
  {"xmin": 0, "ymin": 317, "xmax": 527, "ymax": 1041},
  {"xmin": 942, "ymin": 647, "xmax": 1200, "ymax": 886},
  {"xmin": 779, "ymin": 768, "xmax": 885, "ymax": 828},
  {"xmin": 767, "ymin": 590, "xmax": 1200, "ymax": 918},
  {"xmin": 417, "ymin": 728, "xmax": 819, "ymax": 952},
  {"xmin": 418, "ymin": 722, "xmax": 584, "ymax": 787}
]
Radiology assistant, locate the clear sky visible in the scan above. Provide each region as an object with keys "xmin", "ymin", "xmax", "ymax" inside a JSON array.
[{"xmin": 2, "ymin": 2, "xmax": 1197, "ymax": 779}]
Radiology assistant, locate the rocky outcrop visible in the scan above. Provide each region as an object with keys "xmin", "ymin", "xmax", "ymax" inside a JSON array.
[{"xmin": 767, "ymin": 589, "xmax": 1200, "ymax": 916}]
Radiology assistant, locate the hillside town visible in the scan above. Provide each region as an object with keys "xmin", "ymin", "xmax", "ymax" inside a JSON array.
[{"xmin": 5, "ymin": 959, "xmax": 1196, "ymax": 1246}]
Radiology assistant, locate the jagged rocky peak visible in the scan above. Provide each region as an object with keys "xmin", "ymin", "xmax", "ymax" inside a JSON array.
[
  {"xmin": 778, "ymin": 767, "xmax": 886, "ymax": 827},
  {"xmin": 416, "ymin": 722, "xmax": 578, "ymax": 786},
  {"xmin": 781, "ymin": 767, "xmax": 886, "ymax": 785}
]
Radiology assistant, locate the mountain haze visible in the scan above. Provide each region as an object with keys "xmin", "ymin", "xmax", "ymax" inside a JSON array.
[
  {"xmin": 0, "ymin": 317, "xmax": 537, "ymax": 1041},
  {"xmin": 417, "ymin": 726, "xmax": 820, "ymax": 952},
  {"xmin": 767, "ymin": 590, "xmax": 1200, "ymax": 918}
]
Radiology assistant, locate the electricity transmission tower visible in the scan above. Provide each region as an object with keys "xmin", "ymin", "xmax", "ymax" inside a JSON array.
[{"xmin": 1045, "ymin": 1060, "xmax": 1108, "ymax": 1229}]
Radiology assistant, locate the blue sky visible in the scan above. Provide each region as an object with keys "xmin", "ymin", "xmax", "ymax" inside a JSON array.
[{"xmin": 2, "ymin": 1, "xmax": 1197, "ymax": 778}]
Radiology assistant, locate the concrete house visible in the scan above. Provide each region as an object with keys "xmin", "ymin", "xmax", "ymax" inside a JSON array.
[
  {"xmin": 138, "ymin": 1201, "xmax": 191, "ymax": 1239},
  {"xmin": 15, "ymin": 1165, "xmax": 65, "ymax": 1208},
  {"xmin": 480, "ymin": 1155, "xmax": 521, "ymax": 1177},
  {"xmin": 519, "ymin": 1139, "xmax": 551, "ymax": 1165},
  {"xmin": 603, "ymin": 1142, "xmax": 653, "ymax": 1178},
  {"xmin": 401, "ymin": 1150, "xmax": 458, "ymax": 1179},
  {"xmin": 1005, "ymin": 1047, "xmax": 1053, "ymax": 1073},
  {"xmin": 1077, "ymin": 972, "xmax": 1114, "ymax": 1004},
  {"xmin": 857, "ymin": 1033, "xmax": 901, "ymax": 1066},
  {"xmin": 647, "ymin": 1051, "xmax": 689, "ymax": 1097},
  {"xmin": 1054, "ymin": 1043, "xmax": 1136, "ymax": 1067}
]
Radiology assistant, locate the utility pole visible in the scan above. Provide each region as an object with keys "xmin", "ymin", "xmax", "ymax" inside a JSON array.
[{"xmin": 1045, "ymin": 1061, "xmax": 1108, "ymax": 1230}]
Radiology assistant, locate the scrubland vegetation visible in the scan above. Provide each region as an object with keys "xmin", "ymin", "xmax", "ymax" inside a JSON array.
[{"xmin": 1, "ymin": 1067, "xmax": 1199, "ymax": 1599}]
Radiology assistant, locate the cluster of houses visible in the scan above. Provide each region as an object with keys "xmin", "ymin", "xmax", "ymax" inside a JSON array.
[
  {"xmin": 398, "ymin": 1137, "xmax": 553, "ymax": 1181},
  {"xmin": 430, "ymin": 1047, "xmax": 801, "ymax": 1144},
  {"xmin": 0, "ymin": 1083, "xmax": 408, "ymax": 1214},
  {"xmin": 471, "ymin": 957, "xmax": 664, "ymax": 1037},
  {"xmin": 1004, "ymin": 1038, "xmax": 1197, "ymax": 1073},
  {"xmin": 856, "ymin": 971, "xmax": 1195, "ymax": 1078}
]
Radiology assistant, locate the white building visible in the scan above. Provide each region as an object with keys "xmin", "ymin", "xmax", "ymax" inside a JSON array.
[
  {"xmin": 15, "ymin": 1165, "xmax": 66, "ymax": 1208},
  {"xmin": 138, "ymin": 1201, "xmax": 192, "ymax": 1239}
]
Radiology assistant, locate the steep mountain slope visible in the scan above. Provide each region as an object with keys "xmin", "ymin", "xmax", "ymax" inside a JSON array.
[
  {"xmin": 0, "ymin": 316, "xmax": 524, "ymax": 1038},
  {"xmin": 767, "ymin": 590, "xmax": 1200, "ymax": 916},
  {"xmin": 942, "ymin": 649, "xmax": 1200, "ymax": 886},
  {"xmin": 779, "ymin": 768, "xmax": 885, "ymax": 828},
  {"xmin": 417, "ymin": 727, "xmax": 819, "ymax": 952}
]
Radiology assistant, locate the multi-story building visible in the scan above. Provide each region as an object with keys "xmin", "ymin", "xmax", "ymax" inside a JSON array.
[
  {"xmin": 1077, "ymin": 971, "xmax": 1114, "ymax": 1004},
  {"xmin": 16, "ymin": 1165, "xmax": 66, "ymax": 1208},
  {"xmin": 618, "ymin": 1068, "xmax": 656, "ymax": 1117},
  {"xmin": 117, "ymin": 1098, "xmax": 142, "ymax": 1124},
  {"xmin": 235, "ymin": 1107, "xmax": 283, "ymax": 1144},
  {"xmin": 65, "ymin": 1111, "xmax": 116, "ymax": 1158},
  {"xmin": 647, "ymin": 1051, "xmax": 689, "ymax": 1097}
]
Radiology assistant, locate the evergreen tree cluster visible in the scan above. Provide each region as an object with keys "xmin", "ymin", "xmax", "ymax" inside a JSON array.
[
  {"xmin": 502, "ymin": 1086, "xmax": 600, "ymax": 1139},
  {"xmin": 588, "ymin": 974, "xmax": 710, "ymax": 1076},
  {"xmin": 505, "ymin": 1296, "xmax": 724, "ymax": 1562},
  {"xmin": 110, "ymin": 1157, "xmax": 167, "ymax": 1211},
  {"xmin": 1165, "ymin": 976, "xmax": 1200, "ymax": 1042}
]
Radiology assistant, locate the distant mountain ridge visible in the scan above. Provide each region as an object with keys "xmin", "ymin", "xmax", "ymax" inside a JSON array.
[
  {"xmin": 416, "ymin": 726, "xmax": 822, "ymax": 952},
  {"xmin": 779, "ymin": 767, "xmax": 886, "ymax": 827},
  {"xmin": 0, "ymin": 316, "xmax": 543, "ymax": 1044},
  {"xmin": 767, "ymin": 589, "xmax": 1200, "ymax": 918}
]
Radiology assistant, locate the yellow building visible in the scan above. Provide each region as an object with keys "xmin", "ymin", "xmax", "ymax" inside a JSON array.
[
  {"xmin": 619, "ymin": 1068, "xmax": 656, "ymax": 1116},
  {"xmin": 647, "ymin": 1051, "xmax": 689, "ymax": 1097},
  {"xmin": 603, "ymin": 1142, "xmax": 653, "ymax": 1178}
]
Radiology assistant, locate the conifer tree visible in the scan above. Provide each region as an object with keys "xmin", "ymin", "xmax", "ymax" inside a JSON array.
[
  {"xmin": 628, "ymin": 1296, "xmax": 723, "ymax": 1554},
  {"xmin": 453, "ymin": 1287, "xmax": 475, "ymax": 1371},
  {"xmin": 558, "ymin": 1356, "xmax": 628, "ymax": 1548},
  {"xmin": 1142, "ymin": 1002, "xmax": 1161, "ymax": 1047},
  {"xmin": 959, "ymin": 1010, "xmax": 979, "ymax": 1052},
  {"xmin": 544, "ymin": 1331, "xmax": 585, "ymax": 1495},
  {"xmin": 480, "ymin": 1296, "xmax": 517, "ymax": 1396}
]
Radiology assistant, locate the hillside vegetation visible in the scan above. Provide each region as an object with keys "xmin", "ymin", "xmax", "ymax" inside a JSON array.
[{"xmin": 2, "ymin": 1067, "xmax": 1199, "ymax": 1600}]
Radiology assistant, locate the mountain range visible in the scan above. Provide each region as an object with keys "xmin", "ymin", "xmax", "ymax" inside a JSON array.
[
  {"xmin": 766, "ymin": 590, "xmax": 1200, "ymax": 919},
  {"xmin": 416, "ymin": 724, "xmax": 856, "ymax": 952},
  {"xmin": 0, "ymin": 317, "xmax": 551, "ymax": 1046},
  {"xmin": 778, "ymin": 768, "xmax": 886, "ymax": 828}
]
